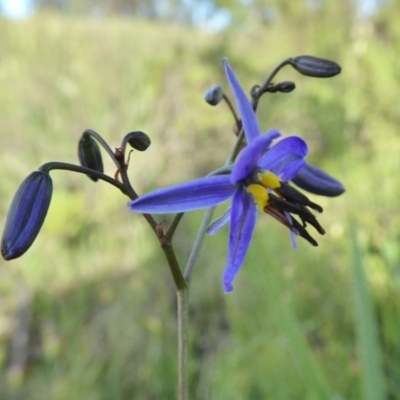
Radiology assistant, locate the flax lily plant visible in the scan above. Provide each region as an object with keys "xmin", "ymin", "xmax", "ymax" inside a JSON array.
[{"xmin": 1, "ymin": 55, "xmax": 344, "ymax": 400}]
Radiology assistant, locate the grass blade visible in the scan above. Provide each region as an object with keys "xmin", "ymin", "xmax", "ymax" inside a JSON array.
[{"xmin": 351, "ymin": 224, "xmax": 386, "ymax": 400}]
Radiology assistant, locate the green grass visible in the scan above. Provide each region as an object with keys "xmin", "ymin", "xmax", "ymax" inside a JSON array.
[
  {"xmin": 351, "ymin": 223, "xmax": 386, "ymax": 400},
  {"xmin": 1, "ymin": 8, "xmax": 400, "ymax": 399}
]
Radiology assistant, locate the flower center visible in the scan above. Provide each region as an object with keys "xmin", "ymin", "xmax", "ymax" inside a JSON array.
[
  {"xmin": 246, "ymin": 184, "xmax": 269, "ymax": 209},
  {"xmin": 258, "ymin": 171, "xmax": 281, "ymax": 190},
  {"xmin": 245, "ymin": 171, "xmax": 281, "ymax": 210}
]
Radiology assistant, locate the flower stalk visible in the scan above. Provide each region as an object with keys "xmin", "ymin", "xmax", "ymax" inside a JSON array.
[{"xmin": 177, "ymin": 288, "xmax": 189, "ymax": 400}]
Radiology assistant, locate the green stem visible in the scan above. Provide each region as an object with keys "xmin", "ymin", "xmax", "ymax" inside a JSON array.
[
  {"xmin": 183, "ymin": 206, "xmax": 216, "ymax": 282},
  {"xmin": 226, "ymin": 129, "xmax": 245, "ymax": 165},
  {"xmin": 166, "ymin": 213, "xmax": 184, "ymax": 241},
  {"xmin": 183, "ymin": 130, "xmax": 246, "ymax": 282},
  {"xmin": 162, "ymin": 241, "xmax": 187, "ymax": 291},
  {"xmin": 177, "ymin": 287, "xmax": 189, "ymax": 400},
  {"xmin": 117, "ymin": 166, "xmax": 159, "ymax": 230}
]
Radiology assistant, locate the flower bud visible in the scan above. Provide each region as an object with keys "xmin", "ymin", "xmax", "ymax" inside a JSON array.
[
  {"xmin": 292, "ymin": 163, "xmax": 345, "ymax": 197},
  {"xmin": 78, "ymin": 133, "xmax": 104, "ymax": 181},
  {"xmin": 126, "ymin": 131, "xmax": 151, "ymax": 151},
  {"xmin": 205, "ymin": 85, "xmax": 224, "ymax": 106},
  {"xmin": 290, "ymin": 55, "xmax": 341, "ymax": 78},
  {"xmin": 278, "ymin": 81, "xmax": 296, "ymax": 93},
  {"xmin": 1, "ymin": 170, "xmax": 53, "ymax": 260}
]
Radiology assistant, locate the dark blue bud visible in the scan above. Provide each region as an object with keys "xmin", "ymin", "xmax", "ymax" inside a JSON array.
[
  {"xmin": 278, "ymin": 81, "xmax": 296, "ymax": 93},
  {"xmin": 291, "ymin": 163, "xmax": 345, "ymax": 197},
  {"xmin": 78, "ymin": 133, "xmax": 104, "ymax": 181},
  {"xmin": 126, "ymin": 131, "xmax": 151, "ymax": 151},
  {"xmin": 205, "ymin": 85, "xmax": 224, "ymax": 106},
  {"xmin": 1, "ymin": 170, "xmax": 53, "ymax": 260},
  {"xmin": 290, "ymin": 55, "xmax": 341, "ymax": 78}
]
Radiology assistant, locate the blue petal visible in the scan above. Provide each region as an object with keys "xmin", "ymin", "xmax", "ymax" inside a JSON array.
[
  {"xmin": 128, "ymin": 175, "xmax": 235, "ymax": 214},
  {"xmin": 231, "ymin": 129, "xmax": 281, "ymax": 184},
  {"xmin": 223, "ymin": 188, "xmax": 257, "ymax": 293},
  {"xmin": 223, "ymin": 58, "xmax": 260, "ymax": 142},
  {"xmin": 207, "ymin": 208, "xmax": 231, "ymax": 235},
  {"xmin": 258, "ymin": 136, "xmax": 308, "ymax": 182},
  {"xmin": 291, "ymin": 163, "xmax": 345, "ymax": 197}
]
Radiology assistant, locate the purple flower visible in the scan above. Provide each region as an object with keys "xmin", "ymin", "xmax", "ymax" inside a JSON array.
[{"xmin": 129, "ymin": 59, "xmax": 323, "ymax": 292}]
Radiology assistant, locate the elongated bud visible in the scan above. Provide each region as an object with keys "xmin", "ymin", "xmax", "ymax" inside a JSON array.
[
  {"xmin": 278, "ymin": 81, "xmax": 296, "ymax": 93},
  {"xmin": 78, "ymin": 133, "xmax": 104, "ymax": 181},
  {"xmin": 292, "ymin": 163, "xmax": 345, "ymax": 197},
  {"xmin": 290, "ymin": 55, "xmax": 341, "ymax": 78},
  {"xmin": 259, "ymin": 82, "xmax": 296, "ymax": 94},
  {"xmin": 1, "ymin": 170, "xmax": 53, "ymax": 260},
  {"xmin": 205, "ymin": 85, "xmax": 224, "ymax": 106},
  {"xmin": 126, "ymin": 131, "xmax": 151, "ymax": 151}
]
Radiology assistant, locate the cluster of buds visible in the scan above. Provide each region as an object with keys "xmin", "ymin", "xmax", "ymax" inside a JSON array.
[{"xmin": 1, "ymin": 129, "xmax": 151, "ymax": 260}]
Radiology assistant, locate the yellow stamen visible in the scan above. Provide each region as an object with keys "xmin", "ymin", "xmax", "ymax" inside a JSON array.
[
  {"xmin": 258, "ymin": 171, "xmax": 281, "ymax": 189},
  {"xmin": 247, "ymin": 184, "xmax": 270, "ymax": 210}
]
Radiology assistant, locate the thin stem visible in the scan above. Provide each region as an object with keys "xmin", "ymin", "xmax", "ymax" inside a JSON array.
[
  {"xmin": 120, "ymin": 133, "xmax": 131, "ymax": 154},
  {"xmin": 162, "ymin": 241, "xmax": 187, "ymax": 291},
  {"xmin": 166, "ymin": 213, "xmax": 184, "ymax": 241},
  {"xmin": 207, "ymin": 165, "xmax": 233, "ymax": 177},
  {"xmin": 40, "ymin": 161, "xmax": 128, "ymax": 193},
  {"xmin": 252, "ymin": 58, "xmax": 292, "ymax": 111},
  {"xmin": 183, "ymin": 206, "xmax": 216, "ymax": 282},
  {"xmin": 177, "ymin": 288, "xmax": 189, "ymax": 400},
  {"xmin": 226, "ymin": 129, "xmax": 245, "ymax": 165},
  {"xmin": 183, "ymin": 127, "xmax": 246, "ymax": 283},
  {"xmin": 118, "ymin": 165, "xmax": 186, "ymax": 290},
  {"xmin": 83, "ymin": 128, "xmax": 120, "ymax": 167},
  {"xmin": 222, "ymin": 93, "xmax": 240, "ymax": 125},
  {"xmin": 111, "ymin": 152, "xmax": 164, "ymax": 237}
]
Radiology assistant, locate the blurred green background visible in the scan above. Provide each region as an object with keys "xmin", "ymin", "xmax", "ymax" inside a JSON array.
[{"xmin": 0, "ymin": 0, "xmax": 400, "ymax": 399}]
